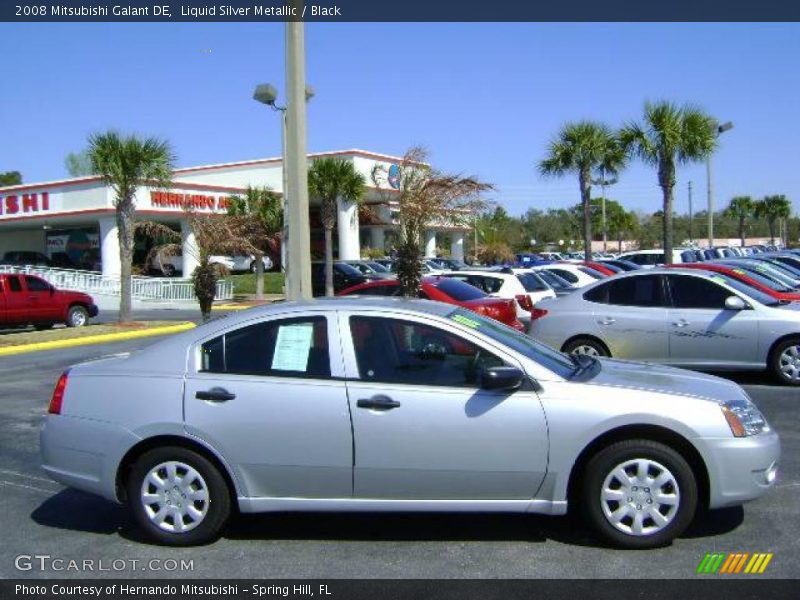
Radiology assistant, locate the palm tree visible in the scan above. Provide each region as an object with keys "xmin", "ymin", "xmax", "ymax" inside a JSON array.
[
  {"xmin": 723, "ymin": 196, "xmax": 755, "ymax": 247},
  {"xmin": 620, "ymin": 101, "xmax": 717, "ymax": 262},
  {"xmin": 87, "ymin": 131, "xmax": 175, "ymax": 322},
  {"xmin": 307, "ymin": 158, "xmax": 366, "ymax": 297},
  {"xmin": 228, "ymin": 186, "xmax": 283, "ymax": 299},
  {"xmin": 538, "ymin": 121, "xmax": 625, "ymax": 260},
  {"xmin": 755, "ymin": 194, "xmax": 792, "ymax": 245}
]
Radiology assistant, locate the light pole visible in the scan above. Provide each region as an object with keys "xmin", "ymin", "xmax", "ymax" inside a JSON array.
[
  {"xmin": 592, "ymin": 166, "xmax": 617, "ymax": 254},
  {"xmin": 253, "ymin": 81, "xmax": 315, "ymax": 298},
  {"xmin": 707, "ymin": 120, "xmax": 733, "ymax": 248}
]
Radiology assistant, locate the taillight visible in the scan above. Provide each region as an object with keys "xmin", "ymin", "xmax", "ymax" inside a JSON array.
[
  {"xmin": 516, "ymin": 294, "xmax": 534, "ymax": 312},
  {"xmin": 531, "ymin": 308, "xmax": 549, "ymax": 321},
  {"xmin": 49, "ymin": 370, "xmax": 69, "ymax": 415}
]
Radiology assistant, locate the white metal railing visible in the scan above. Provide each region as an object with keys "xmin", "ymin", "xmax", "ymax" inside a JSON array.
[{"xmin": 0, "ymin": 265, "xmax": 234, "ymax": 302}]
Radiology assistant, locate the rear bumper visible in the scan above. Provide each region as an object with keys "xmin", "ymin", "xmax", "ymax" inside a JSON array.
[{"xmin": 699, "ymin": 430, "xmax": 780, "ymax": 509}]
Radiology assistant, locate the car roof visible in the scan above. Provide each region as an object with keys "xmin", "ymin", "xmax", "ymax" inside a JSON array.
[{"xmin": 441, "ymin": 270, "xmax": 514, "ymax": 278}]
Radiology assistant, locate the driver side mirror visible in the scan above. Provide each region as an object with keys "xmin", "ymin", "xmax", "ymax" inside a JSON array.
[
  {"xmin": 480, "ymin": 366, "xmax": 525, "ymax": 391},
  {"xmin": 724, "ymin": 296, "xmax": 747, "ymax": 311}
]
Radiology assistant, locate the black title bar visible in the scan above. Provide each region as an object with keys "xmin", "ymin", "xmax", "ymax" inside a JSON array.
[{"xmin": 3, "ymin": 0, "xmax": 800, "ymax": 22}]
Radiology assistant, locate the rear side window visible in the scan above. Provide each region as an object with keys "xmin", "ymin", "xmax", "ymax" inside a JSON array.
[
  {"xmin": 200, "ymin": 316, "xmax": 330, "ymax": 379},
  {"xmin": 6, "ymin": 276, "xmax": 22, "ymax": 292},
  {"xmin": 429, "ymin": 277, "xmax": 486, "ymax": 301},
  {"xmin": 585, "ymin": 275, "xmax": 665, "ymax": 307},
  {"xmin": 447, "ymin": 275, "xmax": 503, "ymax": 294}
]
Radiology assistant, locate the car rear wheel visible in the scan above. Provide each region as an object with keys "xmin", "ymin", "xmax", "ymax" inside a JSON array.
[
  {"xmin": 770, "ymin": 338, "xmax": 800, "ymax": 385},
  {"xmin": 127, "ymin": 447, "xmax": 231, "ymax": 546},
  {"xmin": 581, "ymin": 439, "xmax": 697, "ymax": 549},
  {"xmin": 66, "ymin": 306, "xmax": 89, "ymax": 328},
  {"xmin": 563, "ymin": 337, "xmax": 609, "ymax": 357}
]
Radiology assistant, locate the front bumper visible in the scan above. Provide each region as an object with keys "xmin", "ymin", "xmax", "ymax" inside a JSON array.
[{"xmin": 699, "ymin": 430, "xmax": 781, "ymax": 509}]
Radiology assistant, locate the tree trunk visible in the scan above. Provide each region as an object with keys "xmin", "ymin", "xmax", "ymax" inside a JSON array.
[
  {"xmin": 324, "ymin": 227, "xmax": 334, "ymax": 297},
  {"xmin": 117, "ymin": 199, "xmax": 135, "ymax": 323},
  {"xmin": 659, "ymin": 159, "xmax": 675, "ymax": 265},
  {"xmin": 579, "ymin": 169, "xmax": 592, "ymax": 261},
  {"xmin": 769, "ymin": 219, "xmax": 776, "ymax": 246},
  {"xmin": 739, "ymin": 216, "xmax": 746, "ymax": 248},
  {"xmin": 254, "ymin": 251, "xmax": 265, "ymax": 300}
]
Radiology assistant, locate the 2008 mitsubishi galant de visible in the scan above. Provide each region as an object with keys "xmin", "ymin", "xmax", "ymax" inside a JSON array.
[{"xmin": 40, "ymin": 298, "xmax": 780, "ymax": 548}]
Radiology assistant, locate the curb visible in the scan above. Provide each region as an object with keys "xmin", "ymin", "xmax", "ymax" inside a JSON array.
[
  {"xmin": 0, "ymin": 322, "xmax": 197, "ymax": 357},
  {"xmin": 211, "ymin": 304, "xmax": 251, "ymax": 311}
]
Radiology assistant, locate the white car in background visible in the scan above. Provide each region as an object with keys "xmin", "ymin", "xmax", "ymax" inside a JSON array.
[
  {"xmin": 440, "ymin": 270, "xmax": 556, "ymax": 326},
  {"xmin": 153, "ymin": 249, "xmax": 273, "ymax": 277},
  {"xmin": 532, "ymin": 264, "xmax": 602, "ymax": 288}
]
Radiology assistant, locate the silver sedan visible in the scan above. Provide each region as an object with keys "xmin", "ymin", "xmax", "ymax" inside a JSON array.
[
  {"xmin": 41, "ymin": 297, "xmax": 779, "ymax": 548},
  {"xmin": 530, "ymin": 267, "xmax": 800, "ymax": 384}
]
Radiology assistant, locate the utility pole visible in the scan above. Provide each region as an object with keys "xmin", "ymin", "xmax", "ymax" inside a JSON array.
[
  {"xmin": 284, "ymin": 8, "xmax": 312, "ymax": 299},
  {"xmin": 688, "ymin": 181, "xmax": 693, "ymax": 244},
  {"xmin": 706, "ymin": 158, "xmax": 714, "ymax": 248},
  {"xmin": 592, "ymin": 167, "xmax": 617, "ymax": 254}
]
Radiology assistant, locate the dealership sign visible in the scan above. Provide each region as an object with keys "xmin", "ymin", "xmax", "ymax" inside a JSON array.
[
  {"xmin": 0, "ymin": 192, "xmax": 50, "ymax": 216},
  {"xmin": 150, "ymin": 191, "xmax": 231, "ymax": 211}
]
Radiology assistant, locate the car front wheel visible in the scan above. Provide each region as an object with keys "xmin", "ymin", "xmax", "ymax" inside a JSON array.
[
  {"xmin": 563, "ymin": 337, "xmax": 609, "ymax": 357},
  {"xmin": 127, "ymin": 447, "xmax": 231, "ymax": 546},
  {"xmin": 770, "ymin": 338, "xmax": 800, "ymax": 385},
  {"xmin": 66, "ymin": 306, "xmax": 89, "ymax": 327},
  {"xmin": 581, "ymin": 439, "xmax": 697, "ymax": 549}
]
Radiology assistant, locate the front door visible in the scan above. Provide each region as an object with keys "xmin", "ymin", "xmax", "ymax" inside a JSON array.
[
  {"xmin": 22, "ymin": 275, "xmax": 61, "ymax": 322},
  {"xmin": 665, "ymin": 274, "xmax": 759, "ymax": 367},
  {"xmin": 183, "ymin": 314, "xmax": 353, "ymax": 499},
  {"xmin": 342, "ymin": 313, "xmax": 548, "ymax": 500}
]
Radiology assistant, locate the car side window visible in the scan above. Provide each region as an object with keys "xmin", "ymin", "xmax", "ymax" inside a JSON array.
[
  {"xmin": 200, "ymin": 316, "xmax": 330, "ymax": 379},
  {"xmin": 667, "ymin": 275, "xmax": 731, "ymax": 309},
  {"xmin": 24, "ymin": 276, "xmax": 50, "ymax": 292},
  {"xmin": 7, "ymin": 276, "xmax": 22, "ymax": 292},
  {"xmin": 587, "ymin": 275, "xmax": 665, "ymax": 307},
  {"xmin": 349, "ymin": 316, "xmax": 504, "ymax": 387}
]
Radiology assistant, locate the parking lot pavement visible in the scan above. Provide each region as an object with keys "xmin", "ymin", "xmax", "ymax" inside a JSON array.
[{"xmin": 0, "ymin": 340, "xmax": 797, "ymax": 579}]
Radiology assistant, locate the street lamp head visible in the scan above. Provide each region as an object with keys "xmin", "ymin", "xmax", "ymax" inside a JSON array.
[
  {"xmin": 304, "ymin": 84, "xmax": 315, "ymax": 101},
  {"xmin": 717, "ymin": 121, "xmax": 734, "ymax": 134},
  {"xmin": 253, "ymin": 83, "xmax": 279, "ymax": 106}
]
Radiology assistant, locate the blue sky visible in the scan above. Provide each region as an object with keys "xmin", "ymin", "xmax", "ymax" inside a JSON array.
[{"xmin": 1, "ymin": 22, "xmax": 798, "ymax": 217}]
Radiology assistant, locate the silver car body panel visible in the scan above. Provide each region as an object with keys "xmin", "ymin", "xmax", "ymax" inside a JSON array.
[{"xmin": 40, "ymin": 297, "xmax": 779, "ymax": 517}]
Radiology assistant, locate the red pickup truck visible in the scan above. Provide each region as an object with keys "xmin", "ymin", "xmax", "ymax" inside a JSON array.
[{"xmin": 0, "ymin": 273, "xmax": 98, "ymax": 329}]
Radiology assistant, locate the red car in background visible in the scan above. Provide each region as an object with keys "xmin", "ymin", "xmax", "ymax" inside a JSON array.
[
  {"xmin": 338, "ymin": 276, "xmax": 526, "ymax": 331},
  {"xmin": 666, "ymin": 263, "xmax": 800, "ymax": 301},
  {"xmin": 0, "ymin": 273, "xmax": 99, "ymax": 329},
  {"xmin": 581, "ymin": 261, "xmax": 617, "ymax": 276}
]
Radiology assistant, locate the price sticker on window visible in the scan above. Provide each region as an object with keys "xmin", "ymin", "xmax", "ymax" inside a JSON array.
[{"xmin": 271, "ymin": 323, "xmax": 314, "ymax": 371}]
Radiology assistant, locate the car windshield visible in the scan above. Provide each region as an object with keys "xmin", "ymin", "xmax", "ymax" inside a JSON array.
[
  {"xmin": 447, "ymin": 308, "xmax": 579, "ymax": 379},
  {"xmin": 723, "ymin": 266, "xmax": 793, "ymax": 292},
  {"xmin": 704, "ymin": 272, "xmax": 781, "ymax": 306},
  {"xmin": 428, "ymin": 277, "xmax": 486, "ymax": 301},
  {"xmin": 578, "ymin": 266, "xmax": 605, "ymax": 279},
  {"xmin": 336, "ymin": 263, "xmax": 364, "ymax": 277},
  {"xmin": 366, "ymin": 261, "xmax": 389, "ymax": 273},
  {"xmin": 517, "ymin": 272, "xmax": 550, "ymax": 292},
  {"xmin": 537, "ymin": 269, "xmax": 572, "ymax": 290},
  {"xmin": 732, "ymin": 261, "xmax": 800, "ymax": 287}
]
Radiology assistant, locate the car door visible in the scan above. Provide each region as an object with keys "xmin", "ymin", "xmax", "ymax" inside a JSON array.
[
  {"xmin": 665, "ymin": 273, "xmax": 760, "ymax": 367},
  {"xmin": 183, "ymin": 313, "xmax": 353, "ymax": 499},
  {"xmin": 340, "ymin": 311, "xmax": 548, "ymax": 500},
  {"xmin": 22, "ymin": 275, "xmax": 61, "ymax": 321},
  {"xmin": 1, "ymin": 276, "xmax": 26, "ymax": 323},
  {"xmin": 583, "ymin": 274, "xmax": 670, "ymax": 360}
]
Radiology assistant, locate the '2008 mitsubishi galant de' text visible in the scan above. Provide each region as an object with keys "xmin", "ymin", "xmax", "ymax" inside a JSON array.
[{"xmin": 40, "ymin": 298, "xmax": 779, "ymax": 548}]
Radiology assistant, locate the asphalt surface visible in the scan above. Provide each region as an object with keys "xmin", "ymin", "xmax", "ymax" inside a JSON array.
[{"xmin": 0, "ymin": 333, "xmax": 797, "ymax": 579}]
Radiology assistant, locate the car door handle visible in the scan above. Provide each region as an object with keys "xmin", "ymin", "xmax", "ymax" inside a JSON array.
[
  {"xmin": 357, "ymin": 395, "xmax": 401, "ymax": 410},
  {"xmin": 672, "ymin": 320, "xmax": 689, "ymax": 328},
  {"xmin": 195, "ymin": 388, "xmax": 236, "ymax": 402},
  {"xmin": 598, "ymin": 317, "xmax": 616, "ymax": 325}
]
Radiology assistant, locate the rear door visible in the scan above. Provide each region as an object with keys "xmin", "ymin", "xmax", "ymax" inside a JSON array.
[
  {"xmin": 183, "ymin": 313, "xmax": 353, "ymax": 499},
  {"xmin": 583, "ymin": 274, "xmax": 670, "ymax": 360}
]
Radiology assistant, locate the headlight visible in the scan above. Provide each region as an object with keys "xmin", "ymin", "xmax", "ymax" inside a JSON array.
[{"xmin": 720, "ymin": 399, "xmax": 770, "ymax": 437}]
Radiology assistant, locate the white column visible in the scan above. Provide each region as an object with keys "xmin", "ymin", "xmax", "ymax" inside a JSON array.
[
  {"xmin": 370, "ymin": 227, "xmax": 385, "ymax": 252},
  {"xmin": 424, "ymin": 230, "xmax": 437, "ymax": 258},
  {"xmin": 181, "ymin": 219, "xmax": 200, "ymax": 278},
  {"xmin": 98, "ymin": 215, "xmax": 120, "ymax": 277},
  {"xmin": 451, "ymin": 232, "xmax": 465, "ymax": 261},
  {"xmin": 337, "ymin": 197, "xmax": 360, "ymax": 260}
]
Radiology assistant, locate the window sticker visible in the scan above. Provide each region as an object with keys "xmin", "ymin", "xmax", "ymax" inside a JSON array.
[
  {"xmin": 710, "ymin": 276, "xmax": 726, "ymax": 285},
  {"xmin": 271, "ymin": 323, "xmax": 314, "ymax": 371},
  {"xmin": 734, "ymin": 269, "xmax": 745, "ymax": 275},
  {"xmin": 451, "ymin": 314, "xmax": 480, "ymax": 329}
]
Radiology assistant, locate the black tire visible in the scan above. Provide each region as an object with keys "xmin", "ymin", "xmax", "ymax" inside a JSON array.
[
  {"xmin": 127, "ymin": 446, "xmax": 231, "ymax": 546},
  {"xmin": 562, "ymin": 337, "xmax": 610, "ymax": 357},
  {"xmin": 769, "ymin": 337, "xmax": 800, "ymax": 386},
  {"xmin": 580, "ymin": 439, "xmax": 698, "ymax": 549},
  {"xmin": 162, "ymin": 264, "xmax": 176, "ymax": 277},
  {"xmin": 66, "ymin": 305, "xmax": 89, "ymax": 328},
  {"xmin": 34, "ymin": 323, "xmax": 55, "ymax": 331},
  {"xmin": 249, "ymin": 260, "xmax": 257, "ymax": 273}
]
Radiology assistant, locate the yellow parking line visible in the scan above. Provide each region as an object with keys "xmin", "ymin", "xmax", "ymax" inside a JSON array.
[{"xmin": 0, "ymin": 322, "xmax": 196, "ymax": 357}]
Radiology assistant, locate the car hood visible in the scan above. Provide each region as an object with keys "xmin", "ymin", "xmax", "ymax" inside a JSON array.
[{"xmin": 585, "ymin": 357, "xmax": 746, "ymax": 403}]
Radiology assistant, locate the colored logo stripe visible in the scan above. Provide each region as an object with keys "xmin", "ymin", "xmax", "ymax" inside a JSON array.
[{"xmin": 697, "ymin": 553, "xmax": 773, "ymax": 574}]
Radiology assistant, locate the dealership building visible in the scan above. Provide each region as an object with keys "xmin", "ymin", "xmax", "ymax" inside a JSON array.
[{"xmin": 0, "ymin": 149, "xmax": 468, "ymax": 277}]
